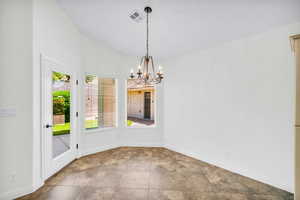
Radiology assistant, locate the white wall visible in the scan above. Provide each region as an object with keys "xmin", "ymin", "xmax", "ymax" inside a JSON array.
[
  {"xmin": 32, "ymin": 0, "xmax": 82, "ymax": 192},
  {"xmin": 0, "ymin": 0, "xmax": 163, "ymax": 198},
  {"xmin": 5, "ymin": 0, "xmax": 297, "ymax": 198},
  {"xmin": 117, "ymin": 56, "xmax": 164, "ymax": 147},
  {"xmin": 79, "ymin": 35, "xmax": 121, "ymax": 154},
  {"xmin": 80, "ymin": 36, "xmax": 164, "ymax": 155},
  {"xmin": 0, "ymin": 0, "xmax": 34, "ymax": 199},
  {"xmin": 0, "ymin": 0, "xmax": 167, "ymax": 198},
  {"xmin": 163, "ymin": 23, "xmax": 300, "ymax": 192},
  {"xmin": 0, "ymin": 0, "xmax": 82, "ymax": 199}
]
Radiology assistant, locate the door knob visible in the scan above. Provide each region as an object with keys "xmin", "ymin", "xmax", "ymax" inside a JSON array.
[{"xmin": 45, "ymin": 124, "xmax": 53, "ymax": 128}]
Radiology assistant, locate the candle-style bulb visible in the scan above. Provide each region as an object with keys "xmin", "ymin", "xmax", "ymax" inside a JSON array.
[
  {"xmin": 129, "ymin": 68, "xmax": 135, "ymax": 79},
  {"xmin": 158, "ymin": 65, "xmax": 163, "ymax": 74}
]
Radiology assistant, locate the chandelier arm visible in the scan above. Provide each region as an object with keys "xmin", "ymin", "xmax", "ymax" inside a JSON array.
[
  {"xmin": 150, "ymin": 56, "xmax": 156, "ymax": 78},
  {"xmin": 142, "ymin": 57, "xmax": 145, "ymax": 76},
  {"xmin": 146, "ymin": 58, "xmax": 149, "ymax": 80},
  {"xmin": 140, "ymin": 56, "xmax": 144, "ymax": 67},
  {"xmin": 140, "ymin": 57, "xmax": 145, "ymax": 78},
  {"xmin": 129, "ymin": 7, "xmax": 163, "ymax": 85}
]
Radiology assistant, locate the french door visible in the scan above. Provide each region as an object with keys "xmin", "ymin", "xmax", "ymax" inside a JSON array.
[{"xmin": 41, "ymin": 57, "xmax": 78, "ymax": 180}]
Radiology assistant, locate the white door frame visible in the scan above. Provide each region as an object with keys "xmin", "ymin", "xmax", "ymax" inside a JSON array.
[
  {"xmin": 291, "ymin": 35, "xmax": 300, "ymax": 200},
  {"xmin": 41, "ymin": 55, "xmax": 78, "ymax": 180}
]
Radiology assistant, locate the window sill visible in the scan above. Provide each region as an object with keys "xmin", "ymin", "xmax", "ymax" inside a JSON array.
[
  {"xmin": 125, "ymin": 125, "xmax": 157, "ymax": 129},
  {"xmin": 84, "ymin": 127, "xmax": 116, "ymax": 134}
]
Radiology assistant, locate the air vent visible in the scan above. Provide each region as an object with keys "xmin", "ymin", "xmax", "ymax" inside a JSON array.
[{"xmin": 129, "ymin": 9, "xmax": 144, "ymax": 23}]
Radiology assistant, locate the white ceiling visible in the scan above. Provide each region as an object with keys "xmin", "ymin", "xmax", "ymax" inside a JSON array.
[{"xmin": 58, "ymin": 0, "xmax": 300, "ymax": 59}]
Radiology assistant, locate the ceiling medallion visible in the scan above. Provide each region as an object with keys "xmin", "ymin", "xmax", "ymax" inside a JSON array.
[{"xmin": 129, "ymin": 6, "xmax": 164, "ymax": 85}]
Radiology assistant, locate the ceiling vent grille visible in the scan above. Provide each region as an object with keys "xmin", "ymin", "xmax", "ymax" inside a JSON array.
[{"xmin": 129, "ymin": 10, "xmax": 144, "ymax": 23}]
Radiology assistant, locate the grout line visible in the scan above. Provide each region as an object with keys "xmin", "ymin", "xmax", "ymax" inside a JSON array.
[{"xmin": 32, "ymin": 147, "xmax": 291, "ymax": 199}]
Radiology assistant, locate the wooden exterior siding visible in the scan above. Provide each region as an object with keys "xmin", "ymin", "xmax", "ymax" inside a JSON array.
[
  {"xmin": 99, "ymin": 79, "xmax": 116, "ymax": 127},
  {"xmin": 127, "ymin": 88, "xmax": 155, "ymax": 120}
]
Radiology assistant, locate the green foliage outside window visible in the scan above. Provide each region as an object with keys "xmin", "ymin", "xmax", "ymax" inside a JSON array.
[
  {"xmin": 53, "ymin": 96, "xmax": 65, "ymax": 115},
  {"xmin": 53, "ymin": 90, "xmax": 71, "ymax": 123}
]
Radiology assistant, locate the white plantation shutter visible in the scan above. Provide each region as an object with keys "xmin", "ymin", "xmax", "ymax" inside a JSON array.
[
  {"xmin": 98, "ymin": 78, "xmax": 116, "ymax": 127},
  {"xmin": 85, "ymin": 75, "xmax": 99, "ymax": 129},
  {"xmin": 85, "ymin": 76, "xmax": 116, "ymax": 129}
]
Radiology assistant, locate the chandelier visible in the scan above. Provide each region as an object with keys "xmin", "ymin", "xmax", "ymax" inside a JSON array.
[{"xmin": 129, "ymin": 6, "xmax": 163, "ymax": 85}]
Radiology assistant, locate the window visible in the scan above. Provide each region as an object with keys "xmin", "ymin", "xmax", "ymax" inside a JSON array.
[
  {"xmin": 126, "ymin": 79, "xmax": 155, "ymax": 127},
  {"xmin": 85, "ymin": 75, "xmax": 116, "ymax": 129}
]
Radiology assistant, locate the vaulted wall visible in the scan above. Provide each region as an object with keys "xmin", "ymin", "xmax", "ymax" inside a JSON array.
[
  {"xmin": 163, "ymin": 23, "xmax": 300, "ymax": 192},
  {"xmin": 0, "ymin": 0, "xmax": 299, "ymax": 199},
  {"xmin": 0, "ymin": 0, "xmax": 163, "ymax": 199},
  {"xmin": 0, "ymin": 0, "xmax": 34, "ymax": 198},
  {"xmin": 80, "ymin": 35, "xmax": 164, "ymax": 154}
]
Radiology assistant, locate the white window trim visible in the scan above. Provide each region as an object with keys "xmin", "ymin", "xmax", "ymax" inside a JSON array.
[
  {"xmin": 83, "ymin": 73, "xmax": 118, "ymax": 133},
  {"xmin": 125, "ymin": 79, "xmax": 157, "ymax": 129},
  {"xmin": 85, "ymin": 127, "xmax": 116, "ymax": 133}
]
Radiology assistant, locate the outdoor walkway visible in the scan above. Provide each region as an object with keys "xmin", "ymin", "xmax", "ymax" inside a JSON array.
[
  {"xmin": 53, "ymin": 134, "xmax": 70, "ymax": 158},
  {"xmin": 128, "ymin": 117, "xmax": 155, "ymax": 127}
]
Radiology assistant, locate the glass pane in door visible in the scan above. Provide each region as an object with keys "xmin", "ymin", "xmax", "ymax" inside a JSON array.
[{"xmin": 52, "ymin": 71, "xmax": 71, "ymax": 158}]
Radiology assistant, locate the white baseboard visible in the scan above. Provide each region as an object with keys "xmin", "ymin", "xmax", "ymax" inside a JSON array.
[
  {"xmin": 121, "ymin": 142, "xmax": 163, "ymax": 148},
  {"xmin": 0, "ymin": 185, "xmax": 33, "ymax": 200},
  {"xmin": 32, "ymin": 181, "xmax": 44, "ymax": 193},
  {"xmin": 4, "ymin": 143, "xmax": 289, "ymax": 200},
  {"xmin": 0, "ymin": 144, "xmax": 120, "ymax": 200},
  {"xmin": 80, "ymin": 143, "xmax": 163, "ymax": 157},
  {"xmin": 164, "ymin": 143, "xmax": 293, "ymax": 193},
  {"xmin": 0, "ymin": 180, "xmax": 45, "ymax": 200},
  {"xmin": 79, "ymin": 144, "xmax": 119, "ymax": 157},
  {"xmin": 164, "ymin": 144, "xmax": 204, "ymax": 163}
]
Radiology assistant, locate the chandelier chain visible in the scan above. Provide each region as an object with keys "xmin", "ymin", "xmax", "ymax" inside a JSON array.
[
  {"xmin": 146, "ymin": 10, "xmax": 149, "ymax": 58},
  {"xmin": 129, "ymin": 6, "xmax": 163, "ymax": 85}
]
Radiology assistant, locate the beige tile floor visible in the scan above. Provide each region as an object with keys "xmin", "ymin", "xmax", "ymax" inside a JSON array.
[{"xmin": 17, "ymin": 147, "xmax": 293, "ymax": 200}]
